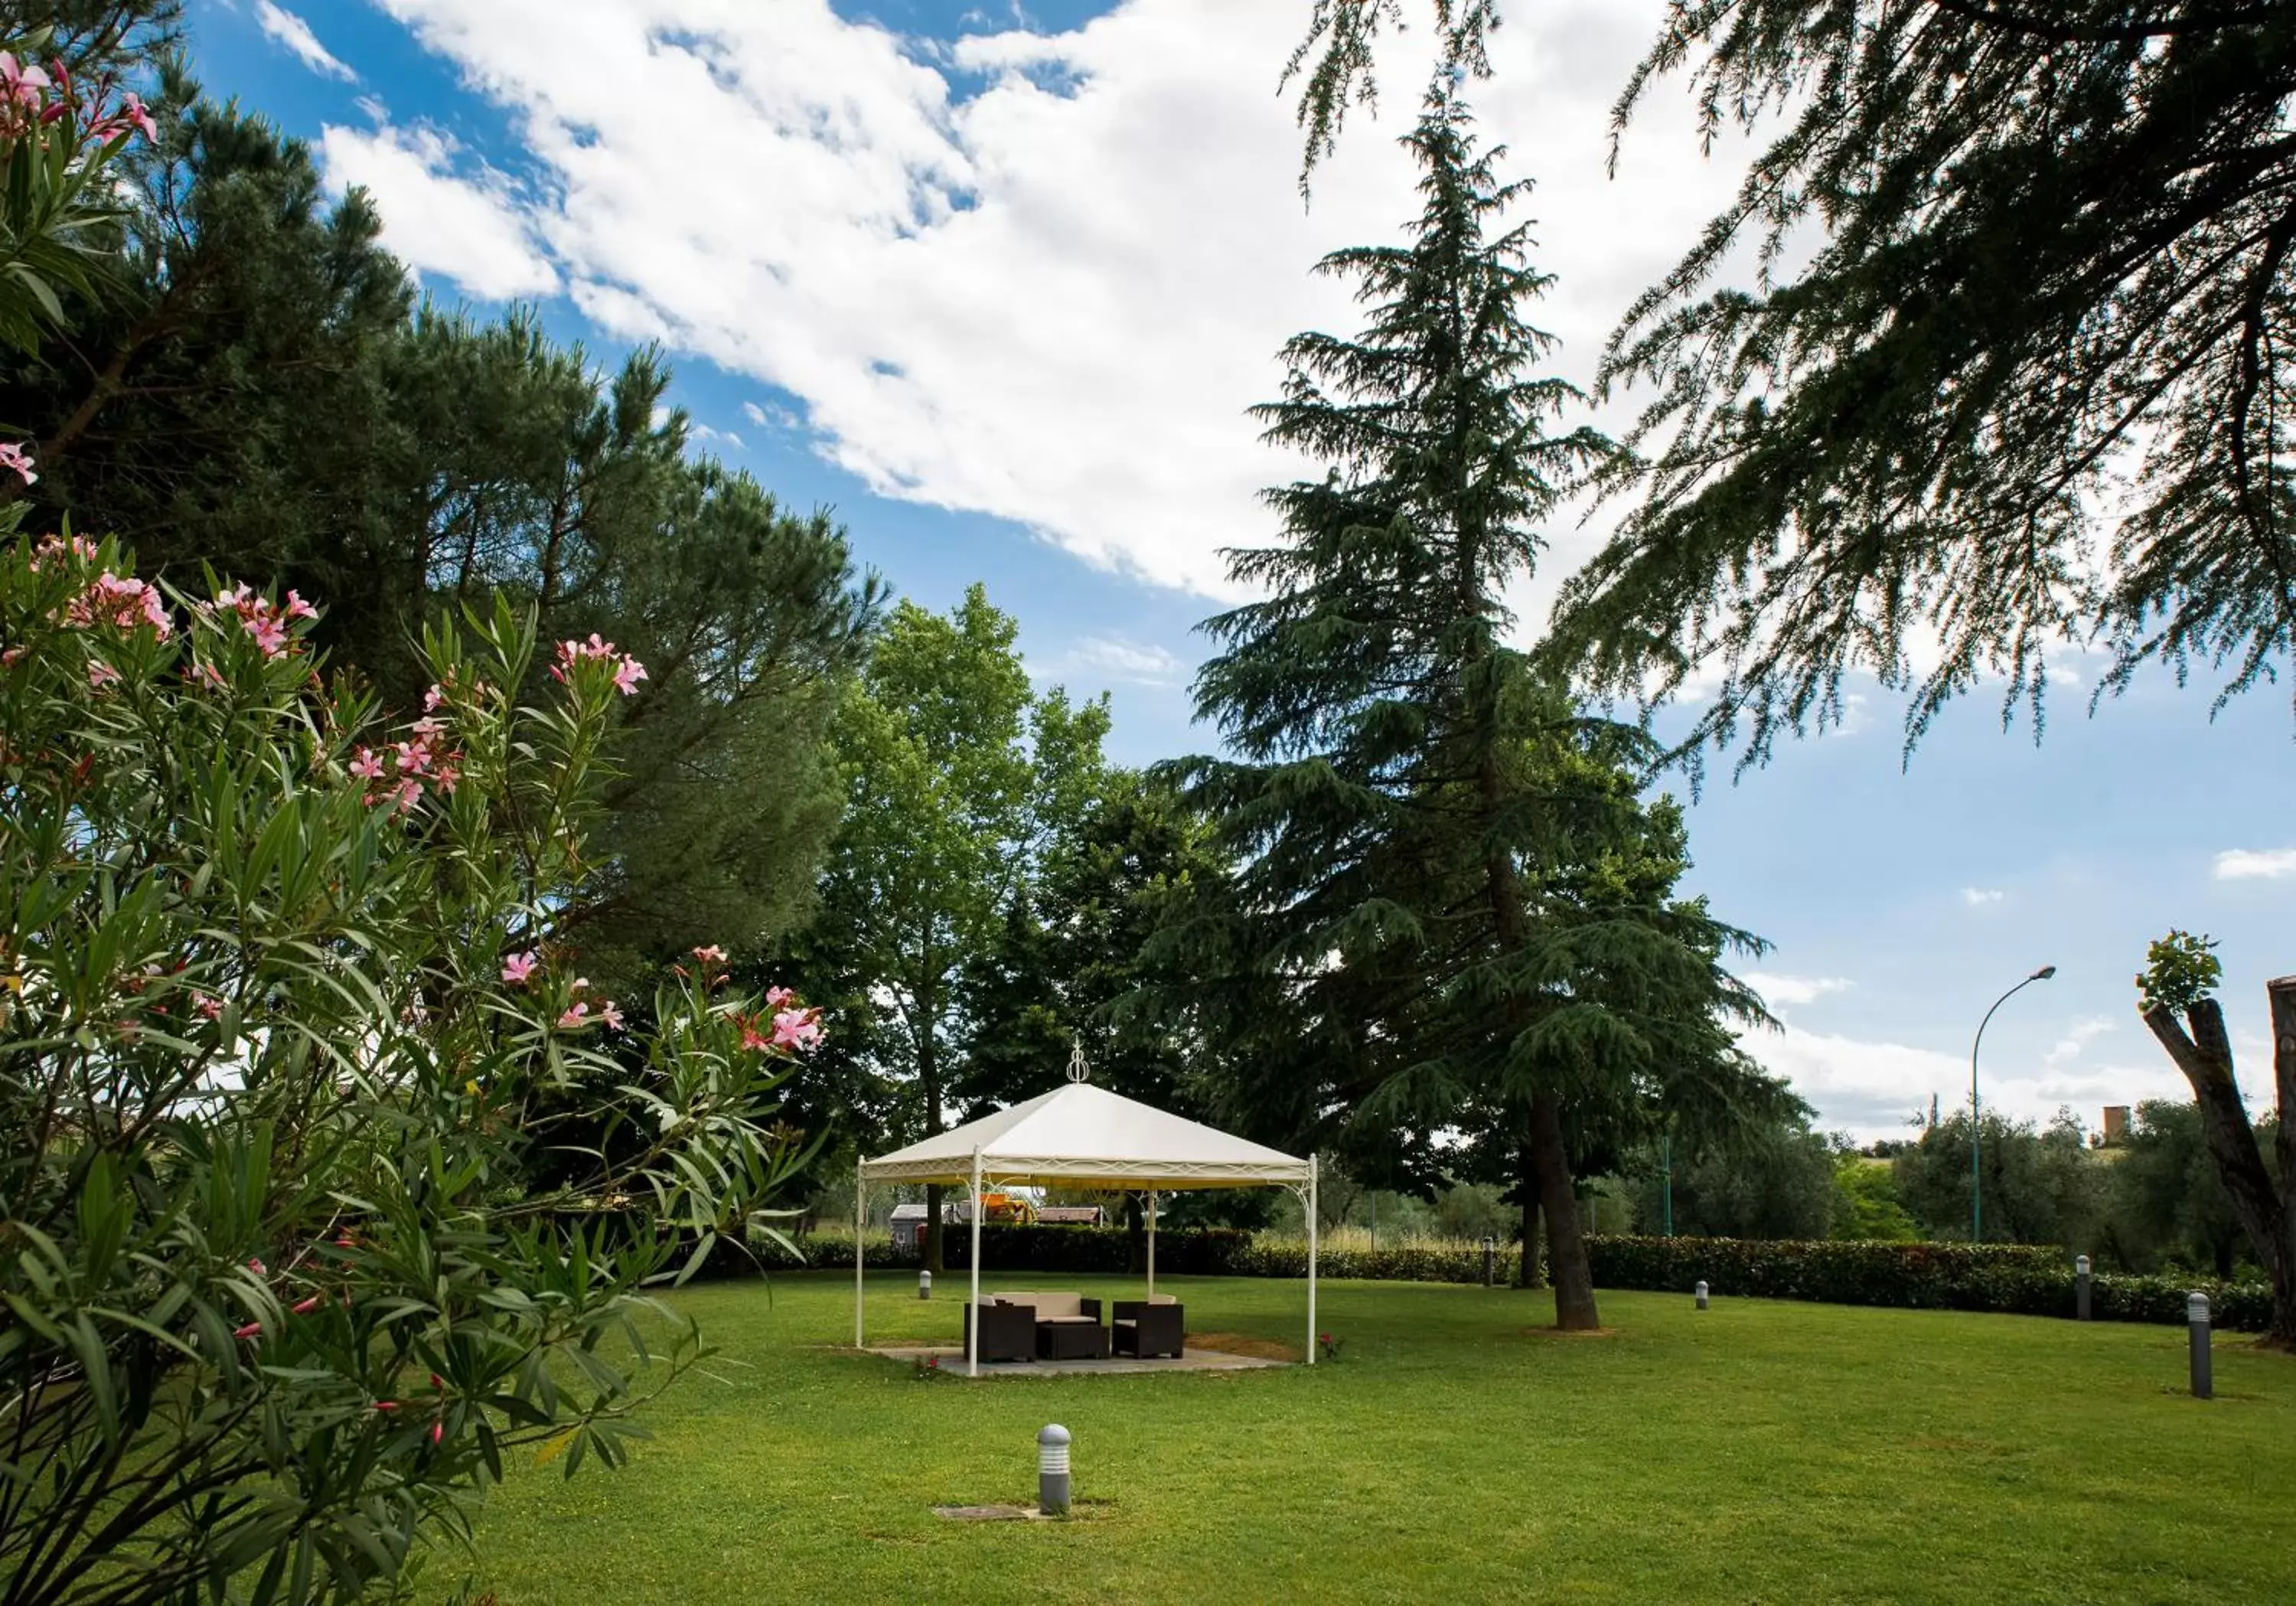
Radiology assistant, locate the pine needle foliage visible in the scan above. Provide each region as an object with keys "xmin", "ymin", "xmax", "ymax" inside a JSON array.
[{"xmin": 1538, "ymin": 2, "xmax": 2296, "ymax": 769}]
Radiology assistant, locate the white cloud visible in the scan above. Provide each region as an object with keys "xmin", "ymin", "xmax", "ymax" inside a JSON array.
[
  {"xmin": 2042, "ymin": 1016, "xmax": 2118, "ymax": 1070},
  {"xmin": 1054, "ymin": 636, "xmax": 1183, "ymax": 685},
  {"xmin": 316, "ymin": 124, "xmax": 559, "ymax": 300},
  {"xmin": 2213, "ymin": 847, "xmax": 2296, "ymax": 881},
  {"xmin": 1747, "ymin": 1022, "xmax": 2176, "ymax": 1141},
  {"xmin": 256, "ymin": 2, "xmax": 358, "ymax": 81},
  {"xmin": 364, "ymin": 0, "xmax": 1746, "ymax": 598},
  {"xmin": 1961, "ymin": 886, "xmax": 2005, "ymax": 907},
  {"xmin": 690, "ymin": 423, "xmax": 745, "ymax": 449},
  {"xmin": 743, "ymin": 398, "xmax": 804, "ymax": 432},
  {"xmin": 1742, "ymin": 971, "xmax": 1852, "ymax": 1008}
]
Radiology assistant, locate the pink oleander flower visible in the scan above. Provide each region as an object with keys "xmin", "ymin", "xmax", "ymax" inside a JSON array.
[
  {"xmin": 389, "ymin": 776, "xmax": 422, "ymax": 815},
  {"xmin": 248, "ymin": 1258, "xmax": 267, "ymax": 1275},
  {"xmin": 373, "ymin": 1399, "xmax": 400, "ymax": 1413},
  {"xmin": 739, "ymin": 1017, "xmax": 770, "ymax": 1053},
  {"xmin": 282, "ymin": 589, "xmax": 317, "ymax": 621},
  {"xmin": 423, "ymin": 682, "xmax": 446, "ymax": 712},
  {"xmin": 501, "ymin": 952, "xmax": 537, "ymax": 987},
  {"xmin": 27, "ymin": 534, "xmax": 94, "ymax": 571},
  {"xmin": 195, "ymin": 994, "xmax": 223, "ymax": 1020},
  {"xmin": 233, "ymin": 1320, "xmax": 263, "ymax": 1340},
  {"xmin": 600, "ymin": 1000, "xmax": 624, "ymax": 1031},
  {"xmin": 348, "ymin": 748, "xmax": 385, "ymax": 781},
  {"xmin": 0, "ymin": 440, "xmax": 37, "ymax": 485},
  {"xmin": 693, "ymin": 945, "xmax": 726, "ymax": 965},
  {"xmin": 613, "ymin": 656, "xmax": 647, "ymax": 695},
  {"xmin": 290, "ymin": 1294, "xmax": 321, "ymax": 1315},
  {"xmin": 0, "ymin": 53, "xmax": 49, "ymax": 108},
  {"xmin": 765, "ymin": 985, "xmax": 794, "ymax": 1008},
  {"xmin": 432, "ymin": 759, "xmax": 461, "ymax": 795},
  {"xmin": 124, "ymin": 93, "xmax": 158, "ymax": 142},
  {"xmin": 86, "ymin": 659, "xmax": 119, "ymax": 690},
  {"xmin": 557, "ymin": 1002, "xmax": 589, "ymax": 1029},
  {"xmin": 770, "ymin": 1007, "xmax": 823, "ymax": 1052},
  {"xmin": 66, "ymin": 573, "xmax": 171, "ymax": 638}
]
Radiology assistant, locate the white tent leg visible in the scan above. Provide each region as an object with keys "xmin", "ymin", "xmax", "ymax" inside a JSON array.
[
  {"xmin": 1146, "ymin": 1189, "xmax": 1157, "ymax": 1300},
  {"xmin": 853, "ymin": 1162, "xmax": 865, "ymax": 1350},
  {"xmin": 968, "ymin": 1149, "xmax": 983, "ymax": 1379},
  {"xmin": 1306, "ymin": 1156, "xmax": 1319, "ymax": 1366}
]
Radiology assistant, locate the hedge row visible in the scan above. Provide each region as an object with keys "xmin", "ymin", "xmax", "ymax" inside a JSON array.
[
  {"xmin": 734, "ymin": 1224, "xmax": 1503, "ymax": 1284},
  {"xmin": 726, "ymin": 1225, "xmax": 2275, "ymax": 1331},
  {"xmin": 1583, "ymin": 1235, "xmax": 2276, "ymax": 1333}
]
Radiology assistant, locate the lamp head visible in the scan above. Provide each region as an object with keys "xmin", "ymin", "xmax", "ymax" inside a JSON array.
[{"xmin": 2033, "ymin": 965, "xmax": 2057, "ymax": 981}]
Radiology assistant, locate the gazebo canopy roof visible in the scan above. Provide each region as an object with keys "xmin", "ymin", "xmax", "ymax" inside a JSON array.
[{"xmin": 858, "ymin": 1082, "xmax": 1309, "ymax": 1190}]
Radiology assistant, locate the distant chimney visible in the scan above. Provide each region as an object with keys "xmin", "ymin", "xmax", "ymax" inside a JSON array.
[{"xmin": 2102, "ymin": 1105, "xmax": 2131, "ymax": 1145}]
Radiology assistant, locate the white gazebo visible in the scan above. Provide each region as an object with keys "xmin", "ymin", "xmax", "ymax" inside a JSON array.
[{"xmin": 855, "ymin": 1053, "xmax": 1319, "ymax": 1375}]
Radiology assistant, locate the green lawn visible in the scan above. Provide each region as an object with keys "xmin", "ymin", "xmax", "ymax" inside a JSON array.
[{"xmin": 446, "ymin": 1272, "xmax": 2296, "ymax": 1604}]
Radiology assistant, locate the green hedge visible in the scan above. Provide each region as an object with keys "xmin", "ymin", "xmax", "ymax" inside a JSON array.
[
  {"xmin": 721, "ymin": 1226, "xmax": 2274, "ymax": 1333},
  {"xmin": 1586, "ymin": 1235, "xmax": 2275, "ymax": 1333},
  {"xmin": 734, "ymin": 1225, "xmax": 1506, "ymax": 1284}
]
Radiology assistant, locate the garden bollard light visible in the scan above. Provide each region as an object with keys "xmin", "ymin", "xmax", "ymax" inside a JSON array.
[
  {"xmin": 1038, "ymin": 1424, "xmax": 1071, "ymax": 1516},
  {"xmin": 1481, "ymin": 1236, "xmax": 1495, "ymax": 1287},
  {"xmin": 2189, "ymin": 1292, "xmax": 2212, "ymax": 1400},
  {"xmin": 1694, "ymin": 1280, "xmax": 1709, "ymax": 1311},
  {"xmin": 2075, "ymin": 1255, "xmax": 2091, "ymax": 1322},
  {"xmin": 918, "ymin": 1268, "xmax": 931, "ymax": 1300}
]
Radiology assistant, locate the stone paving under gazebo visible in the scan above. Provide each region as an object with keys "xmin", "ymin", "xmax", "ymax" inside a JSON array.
[{"xmin": 863, "ymin": 1343, "xmax": 1290, "ymax": 1379}]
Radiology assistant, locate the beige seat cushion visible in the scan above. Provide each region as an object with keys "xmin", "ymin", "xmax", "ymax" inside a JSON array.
[
  {"xmin": 1040, "ymin": 1314, "xmax": 1097, "ymax": 1324},
  {"xmin": 994, "ymin": 1290, "xmax": 1084, "ymax": 1319}
]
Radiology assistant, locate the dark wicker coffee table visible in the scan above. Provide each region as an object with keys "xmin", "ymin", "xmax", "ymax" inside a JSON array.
[{"xmin": 1035, "ymin": 1318, "xmax": 1110, "ymax": 1361}]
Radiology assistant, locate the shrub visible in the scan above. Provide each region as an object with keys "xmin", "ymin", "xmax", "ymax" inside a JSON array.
[{"xmin": 0, "ymin": 538, "xmax": 818, "ymax": 1604}]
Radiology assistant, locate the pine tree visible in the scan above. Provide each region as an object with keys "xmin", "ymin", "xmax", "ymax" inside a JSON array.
[{"xmin": 1168, "ymin": 83, "xmax": 1769, "ymax": 1327}]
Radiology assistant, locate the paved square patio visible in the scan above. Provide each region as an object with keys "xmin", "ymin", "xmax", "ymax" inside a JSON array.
[{"xmin": 865, "ymin": 1343, "xmax": 1289, "ymax": 1377}]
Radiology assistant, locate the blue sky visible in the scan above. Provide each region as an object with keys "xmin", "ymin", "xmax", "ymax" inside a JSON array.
[{"xmin": 194, "ymin": 0, "xmax": 2296, "ymax": 1139}]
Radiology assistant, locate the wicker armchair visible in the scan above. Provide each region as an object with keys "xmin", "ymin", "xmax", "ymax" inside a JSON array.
[
  {"xmin": 1111, "ymin": 1297, "xmax": 1183, "ymax": 1359},
  {"xmin": 964, "ymin": 1300, "xmax": 1035, "ymax": 1363}
]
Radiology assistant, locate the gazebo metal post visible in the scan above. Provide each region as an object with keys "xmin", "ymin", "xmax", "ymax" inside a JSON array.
[
  {"xmin": 967, "ymin": 1147, "xmax": 984, "ymax": 1379},
  {"xmin": 1146, "ymin": 1189, "xmax": 1157, "ymax": 1301},
  {"xmin": 853, "ymin": 1161, "xmax": 865, "ymax": 1349},
  {"xmin": 1306, "ymin": 1154, "xmax": 1319, "ymax": 1366}
]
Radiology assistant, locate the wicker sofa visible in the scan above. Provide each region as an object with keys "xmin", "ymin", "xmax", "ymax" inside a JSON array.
[
  {"xmin": 1112, "ymin": 1294, "xmax": 1183, "ymax": 1359},
  {"xmin": 992, "ymin": 1290, "xmax": 1109, "ymax": 1361}
]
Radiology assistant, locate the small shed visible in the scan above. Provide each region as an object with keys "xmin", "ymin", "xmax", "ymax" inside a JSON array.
[{"xmin": 888, "ymin": 1202, "xmax": 929, "ymax": 1254}]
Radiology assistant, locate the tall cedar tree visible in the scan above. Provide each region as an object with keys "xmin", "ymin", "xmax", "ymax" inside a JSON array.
[
  {"xmin": 810, "ymin": 586, "xmax": 1107, "ymax": 1271},
  {"xmin": 1167, "ymin": 87, "xmax": 1769, "ymax": 1328}
]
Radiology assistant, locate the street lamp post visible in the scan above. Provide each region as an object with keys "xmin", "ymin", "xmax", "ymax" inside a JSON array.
[{"xmin": 1970, "ymin": 965, "xmax": 2056, "ymax": 1241}]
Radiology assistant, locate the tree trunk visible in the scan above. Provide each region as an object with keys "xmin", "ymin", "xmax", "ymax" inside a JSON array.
[
  {"xmin": 2141, "ymin": 994, "xmax": 2294, "ymax": 1343},
  {"xmin": 1530, "ymin": 1090, "xmax": 1600, "ymax": 1329},
  {"xmin": 2268, "ymin": 977, "xmax": 2296, "ymax": 1344},
  {"xmin": 1124, "ymin": 1193, "xmax": 1146, "ymax": 1274},
  {"xmin": 1515, "ymin": 1135, "xmax": 1544, "ymax": 1289}
]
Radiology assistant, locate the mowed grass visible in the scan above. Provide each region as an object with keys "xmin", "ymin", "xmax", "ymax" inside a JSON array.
[{"xmin": 446, "ymin": 1273, "xmax": 2296, "ymax": 1604}]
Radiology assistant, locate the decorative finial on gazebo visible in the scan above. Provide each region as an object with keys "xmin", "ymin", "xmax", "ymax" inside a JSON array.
[{"xmin": 1066, "ymin": 1039, "xmax": 1089, "ymax": 1084}]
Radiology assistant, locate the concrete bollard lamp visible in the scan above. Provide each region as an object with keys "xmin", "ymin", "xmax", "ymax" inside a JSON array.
[{"xmin": 1038, "ymin": 1424, "xmax": 1071, "ymax": 1516}]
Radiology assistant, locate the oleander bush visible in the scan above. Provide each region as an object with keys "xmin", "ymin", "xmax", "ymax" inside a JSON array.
[{"xmin": 0, "ymin": 529, "xmax": 821, "ymax": 1605}]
